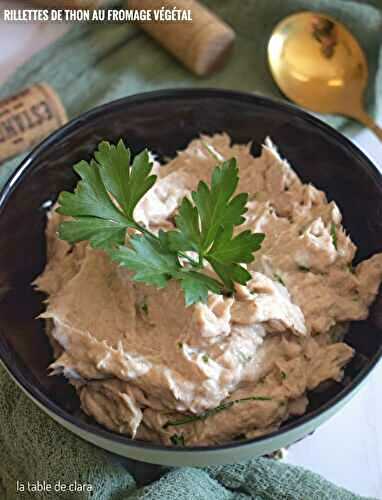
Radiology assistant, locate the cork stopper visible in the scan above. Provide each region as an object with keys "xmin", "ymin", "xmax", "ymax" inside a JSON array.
[
  {"xmin": 0, "ymin": 83, "xmax": 67, "ymax": 164},
  {"xmin": 128, "ymin": 0, "xmax": 235, "ymax": 76}
]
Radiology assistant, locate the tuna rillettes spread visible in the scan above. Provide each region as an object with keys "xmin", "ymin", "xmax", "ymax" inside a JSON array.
[{"xmin": 35, "ymin": 134, "xmax": 382, "ymax": 446}]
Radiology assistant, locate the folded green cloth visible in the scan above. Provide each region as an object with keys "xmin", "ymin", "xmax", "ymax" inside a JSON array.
[{"xmin": 0, "ymin": 1, "xmax": 381, "ymax": 499}]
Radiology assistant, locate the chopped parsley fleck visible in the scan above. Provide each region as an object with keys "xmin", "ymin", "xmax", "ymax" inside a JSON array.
[
  {"xmin": 281, "ymin": 371, "xmax": 287, "ymax": 380},
  {"xmin": 347, "ymin": 263, "xmax": 355, "ymax": 274},
  {"xmin": 234, "ymin": 433, "xmax": 247, "ymax": 441},
  {"xmin": 202, "ymin": 354, "xmax": 209, "ymax": 363},
  {"xmin": 177, "ymin": 342, "xmax": 183, "ymax": 349},
  {"xmin": 330, "ymin": 223, "xmax": 338, "ymax": 250},
  {"xmin": 137, "ymin": 296, "xmax": 149, "ymax": 315},
  {"xmin": 170, "ymin": 434, "xmax": 185, "ymax": 446},
  {"xmin": 274, "ymin": 273, "xmax": 285, "ymax": 286},
  {"xmin": 298, "ymin": 265, "xmax": 310, "ymax": 272},
  {"xmin": 163, "ymin": 396, "xmax": 272, "ymax": 428},
  {"xmin": 298, "ymin": 225, "xmax": 307, "ymax": 236},
  {"xmin": 237, "ymin": 351, "xmax": 252, "ymax": 364}
]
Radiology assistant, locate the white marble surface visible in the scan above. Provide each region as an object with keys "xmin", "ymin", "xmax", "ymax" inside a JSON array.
[{"xmin": 0, "ymin": 1, "xmax": 381, "ymax": 498}]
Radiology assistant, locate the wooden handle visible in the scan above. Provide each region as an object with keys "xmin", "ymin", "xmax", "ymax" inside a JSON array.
[
  {"xmin": 128, "ymin": 0, "xmax": 235, "ymax": 76},
  {"xmin": 369, "ymin": 122, "xmax": 382, "ymax": 142},
  {"xmin": 0, "ymin": 83, "xmax": 67, "ymax": 164},
  {"xmin": 360, "ymin": 115, "xmax": 382, "ymax": 143},
  {"xmin": 350, "ymin": 108, "xmax": 382, "ymax": 143}
]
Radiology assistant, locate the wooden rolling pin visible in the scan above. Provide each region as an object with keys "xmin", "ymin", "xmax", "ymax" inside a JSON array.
[
  {"xmin": 0, "ymin": 83, "xmax": 67, "ymax": 164},
  {"xmin": 128, "ymin": 0, "xmax": 235, "ymax": 76}
]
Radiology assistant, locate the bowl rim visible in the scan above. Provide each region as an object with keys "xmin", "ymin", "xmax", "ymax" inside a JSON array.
[{"xmin": 1, "ymin": 87, "xmax": 382, "ymax": 454}]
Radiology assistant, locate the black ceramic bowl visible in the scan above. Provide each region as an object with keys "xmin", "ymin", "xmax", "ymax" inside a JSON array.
[{"xmin": 0, "ymin": 89, "xmax": 381, "ymax": 466}]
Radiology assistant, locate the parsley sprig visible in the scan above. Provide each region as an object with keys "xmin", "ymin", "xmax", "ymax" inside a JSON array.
[
  {"xmin": 163, "ymin": 396, "xmax": 273, "ymax": 428},
  {"xmin": 57, "ymin": 139, "xmax": 265, "ymax": 305}
]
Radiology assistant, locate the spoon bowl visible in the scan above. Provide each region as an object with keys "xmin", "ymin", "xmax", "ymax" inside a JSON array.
[{"xmin": 268, "ymin": 11, "xmax": 382, "ymax": 140}]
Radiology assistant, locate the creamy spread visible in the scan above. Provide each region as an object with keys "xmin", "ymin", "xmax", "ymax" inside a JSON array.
[{"xmin": 35, "ymin": 134, "xmax": 382, "ymax": 446}]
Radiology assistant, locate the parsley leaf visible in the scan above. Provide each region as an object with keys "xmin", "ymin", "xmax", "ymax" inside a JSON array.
[
  {"xmin": 206, "ymin": 226, "xmax": 264, "ymax": 289},
  {"xmin": 179, "ymin": 271, "xmax": 223, "ymax": 306},
  {"xmin": 167, "ymin": 159, "xmax": 264, "ymax": 291},
  {"xmin": 195, "ymin": 159, "xmax": 248, "ymax": 250},
  {"xmin": 108, "ymin": 234, "xmax": 223, "ymax": 303},
  {"xmin": 95, "ymin": 140, "xmax": 156, "ymax": 218},
  {"xmin": 168, "ymin": 159, "xmax": 248, "ymax": 255},
  {"xmin": 57, "ymin": 159, "xmax": 125, "ymax": 221},
  {"xmin": 58, "ymin": 216, "xmax": 127, "ymax": 249},
  {"xmin": 57, "ymin": 140, "xmax": 156, "ymax": 248},
  {"xmin": 108, "ymin": 234, "xmax": 180, "ymax": 288},
  {"xmin": 166, "ymin": 197, "xmax": 201, "ymax": 253}
]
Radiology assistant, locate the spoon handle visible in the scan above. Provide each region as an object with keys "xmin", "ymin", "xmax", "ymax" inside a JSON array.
[{"xmin": 352, "ymin": 109, "xmax": 382, "ymax": 142}]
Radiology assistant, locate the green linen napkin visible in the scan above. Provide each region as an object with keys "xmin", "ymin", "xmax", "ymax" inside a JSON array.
[{"xmin": 0, "ymin": 1, "xmax": 381, "ymax": 499}]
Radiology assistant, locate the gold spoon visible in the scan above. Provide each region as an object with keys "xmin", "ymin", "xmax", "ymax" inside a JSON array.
[{"xmin": 267, "ymin": 11, "xmax": 382, "ymax": 141}]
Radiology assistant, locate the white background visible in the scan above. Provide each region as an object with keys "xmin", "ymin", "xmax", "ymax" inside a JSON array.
[{"xmin": 0, "ymin": 1, "xmax": 381, "ymax": 497}]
